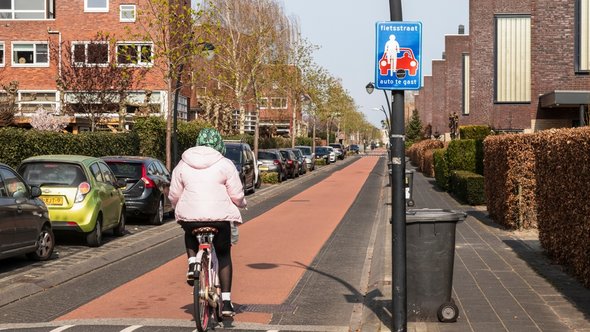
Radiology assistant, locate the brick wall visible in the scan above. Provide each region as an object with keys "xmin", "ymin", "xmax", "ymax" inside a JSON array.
[
  {"xmin": 444, "ymin": 34, "xmax": 470, "ymax": 127},
  {"xmin": 432, "ymin": 60, "xmax": 447, "ymax": 134}
]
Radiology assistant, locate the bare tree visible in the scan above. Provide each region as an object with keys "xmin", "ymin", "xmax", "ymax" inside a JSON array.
[
  {"xmin": 0, "ymin": 81, "xmax": 19, "ymax": 127},
  {"xmin": 203, "ymin": 0, "xmax": 292, "ymax": 134},
  {"xmin": 53, "ymin": 33, "xmax": 148, "ymax": 132}
]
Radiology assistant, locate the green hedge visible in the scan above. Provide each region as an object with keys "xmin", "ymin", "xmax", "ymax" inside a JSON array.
[
  {"xmin": 0, "ymin": 127, "xmax": 138, "ymax": 168},
  {"xmin": 446, "ymin": 139, "xmax": 484, "ymax": 175},
  {"xmin": 433, "ymin": 148, "xmax": 449, "ymax": 190},
  {"xmin": 450, "ymin": 170, "xmax": 485, "ymax": 205},
  {"xmin": 260, "ymin": 171, "xmax": 279, "ymax": 184},
  {"xmin": 459, "ymin": 125, "xmax": 491, "ymax": 140}
]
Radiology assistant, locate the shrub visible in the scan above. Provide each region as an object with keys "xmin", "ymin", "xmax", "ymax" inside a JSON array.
[
  {"xmin": 260, "ymin": 171, "xmax": 279, "ymax": 184},
  {"xmin": 459, "ymin": 125, "xmax": 492, "ymax": 140},
  {"xmin": 315, "ymin": 158, "xmax": 327, "ymax": 166},
  {"xmin": 433, "ymin": 148, "xmax": 449, "ymax": 190},
  {"xmin": 450, "ymin": 170, "xmax": 485, "ymax": 205},
  {"xmin": 446, "ymin": 139, "xmax": 478, "ymax": 174}
]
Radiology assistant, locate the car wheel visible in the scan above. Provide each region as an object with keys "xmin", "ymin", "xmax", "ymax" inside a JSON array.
[
  {"xmin": 26, "ymin": 225, "xmax": 55, "ymax": 261},
  {"xmin": 113, "ymin": 208, "xmax": 126, "ymax": 236},
  {"xmin": 86, "ymin": 216, "xmax": 103, "ymax": 247},
  {"xmin": 150, "ymin": 199, "xmax": 165, "ymax": 225}
]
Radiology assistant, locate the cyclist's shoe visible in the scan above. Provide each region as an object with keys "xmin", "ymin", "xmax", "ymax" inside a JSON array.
[
  {"xmin": 222, "ymin": 301, "xmax": 235, "ymax": 317},
  {"xmin": 186, "ymin": 263, "xmax": 196, "ymax": 286}
]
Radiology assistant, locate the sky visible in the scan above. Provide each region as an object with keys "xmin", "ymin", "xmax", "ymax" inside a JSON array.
[{"xmin": 281, "ymin": 0, "xmax": 469, "ymax": 127}]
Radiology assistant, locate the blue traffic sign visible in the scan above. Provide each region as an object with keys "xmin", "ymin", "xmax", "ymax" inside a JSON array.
[{"xmin": 374, "ymin": 21, "xmax": 422, "ymax": 90}]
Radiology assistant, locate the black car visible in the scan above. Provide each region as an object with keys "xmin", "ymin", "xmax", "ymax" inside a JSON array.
[
  {"xmin": 290, "ymin": 148, "xmax": 307, "ymax": 175},
  {"xmin": 102, "ymin": 156, "xmax": 173, "ymax": 225},
  {"xmin": 349, "ymin": 144, "xmax": 360, "ymax": 154},
  {"xmin": 0, "ymin": 163, "xmax": 54, "ymax": 261},
  {"xmin": 314, "ymin": 146, "xmax": 332, "ymax": 164},
  {"xmin": 224, "ymin": 142, "xmax": 257, "ymax": 194},
  {"xmin": 279, "ymin": 149, "xmax": 299, "ymax": 178}
]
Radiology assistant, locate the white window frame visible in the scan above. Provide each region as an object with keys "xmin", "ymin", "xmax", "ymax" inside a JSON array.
[
  {"xmin": 72, "ymin": 41, "xmax": 109, "ymax": 66},
  {"xmin": 119, "ymin": 4, "xmax": 136, "ymax": 22},
  {"xmin": 11, "ymin": 42, "xmax": 49, "ymax": 67},
  {"xmin": 577, "ymin": 0, "xmax": 590, "ymax": 72},
  {"xmin": 0, "ymin": 42, "xmax": 4, "ymax": 67},
  {"xmin": 84, "ymin": 0, "xmax": 108, "ymax": 13},
  {"xmin": 258, "ymin": 97, "xmax": 268, "ymax": 109},
  {"xmin": 0, "ymin": 0, "xmax": 49, "ymax": 20},
  {"xmin": 270, "ymin": 97, "xmax": 287, "ymax": 109},
  {"xmin": 495, "ymin": 15, "xmax": 531, "ymax": 103},
  {"xmin": 116, "ymin": 42, "xmax": 154, "ymax": 67}
]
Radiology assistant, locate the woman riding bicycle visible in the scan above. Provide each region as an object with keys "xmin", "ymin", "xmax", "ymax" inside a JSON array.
[{"xmin": 168, "ymin": 127, "xmax": 246, "ymax": 317}]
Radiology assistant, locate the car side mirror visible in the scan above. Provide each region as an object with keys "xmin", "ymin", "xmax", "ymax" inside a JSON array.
[
  {"xmin": 117, "ymin": 179, "xmax": 127, "ymax": 188},
  {"xmin": 30, "ymin": 186, "xmax": 42, "ymax": 198}
]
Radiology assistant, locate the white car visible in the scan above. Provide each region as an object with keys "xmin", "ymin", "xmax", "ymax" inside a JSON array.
[{"xmin": 325, "ymin": 146, "xmax": 337, "ymax": 163}]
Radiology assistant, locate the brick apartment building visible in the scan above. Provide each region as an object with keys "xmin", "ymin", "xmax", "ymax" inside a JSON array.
[
  {"xmin": 415, "ymin": 0, "xmax": 590, "ymax": 136},
  {"xmin": 0, "ymin": 0, "xmax": 187, "ymax": 132}
]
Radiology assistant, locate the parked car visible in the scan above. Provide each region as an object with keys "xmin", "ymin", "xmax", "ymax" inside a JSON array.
[
  {"xmin": 0, "ymin": 163, "xmax": 54, "ymax": 261},
  {"xmin": 295, "ymin": 145, "xmax": 315, "ymax": 171},
  {"xmin": 329, "ymin": 143, "xmax": 346, "ymax": 160},
  {"xmin": 314, "ymin": 146, "xmax": 332, "ymax": 164},
  {"xmin": 279, "ymin": 149, "xmax": 299, "ymax": 178},
  {"xmin": 290, "ymin": 148, "xmax": 307, "ymax": 175},
  {"xmin": 18, "ymin": 155, "xmax": 126, "ymax": 247},
  {"xmin": 257, "ymin": 149, "xmax": 288, "ymax": 182},
  {"xmin": 224, "ymin": 142, "xmax": 257, "ymax": 194},
  {"xmin": 325, "ymin": 146, "xmax": 337, "ymax": 163},
  {"xmin": 101, "ymin": 156, "xmax": 173, "ymax": 225},
  {"xmin": 349, "ymin": 144, "xmax": 360, "ymax": 154}
]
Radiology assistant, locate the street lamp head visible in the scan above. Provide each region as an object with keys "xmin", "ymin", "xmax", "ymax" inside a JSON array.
[
  {"xmin": 365, "ymin": 82, "xmax": 375, "ymax": 95},
  {"xmin": 201, "ymin": 42, "xmax": 215, "ymax": 61}
]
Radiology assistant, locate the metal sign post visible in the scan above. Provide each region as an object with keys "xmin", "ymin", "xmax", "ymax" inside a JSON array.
[{"xmin": 374, "ymin": 2, "xmax": 422, "ymax": 331}]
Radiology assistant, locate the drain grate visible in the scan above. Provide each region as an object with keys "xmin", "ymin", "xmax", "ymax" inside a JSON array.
[{"xmin": 237, "ymin": 304, "xmax": 296, "ymax": 313}]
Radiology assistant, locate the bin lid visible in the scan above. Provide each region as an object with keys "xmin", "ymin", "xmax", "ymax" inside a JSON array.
[{"xmin": 406, "ymin": 208, "xmax": 467, "ymax": 223}]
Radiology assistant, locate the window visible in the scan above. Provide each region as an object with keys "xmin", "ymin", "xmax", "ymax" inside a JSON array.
[
  {"xmin": 577, "ymin": 0, "xmax": 590, "ymax": 72},
  {"xmin": 271, "ymin": 97, "xmax": 287, "ymax": 109},
  {"xmin": 178, "ymin": 95, "xmax": 188, "ymax": 120},
  {"xmin": 85, "ymin": 0, "xmax": 108, "ymax": 12},
  {"xmin": 0, "ymin": 43, "xmax": 4, "ymax": 66},
  {"xmin": 72, "ymin": 42, "xmax": 108, "ymax": 65},
  {"xmin": 117, "ymin": 43, "xmax": 153, "ymax": 66},
  {"xmin": 98, "ymin": 162, "xmax": 116, "ymax": 185},
  {"xmin": 259, "ymin": 97, "xmax": 268, "ymax": 109},
  {"xmin": 89, "ymin": 163, "xmax": 104, "ymax": 182},
  {"xmin": 120, "ymin": 4, "xmax": 135, "ymax": 22},
  {"xmin": 462, "ymin": 53, "xmax": 470, "ymax": 115},
  {"xmin": 12, "ymin": 42, "xmax": 48, "ymax": 66},
  {"xmin": 0, "ymin": 168, "xmax": 26, "ymax": 198},
  {"xmin": 0, "ymin": 0, "xmax": 54, "ymax": 20},
  {"xmin": 495, "ymin": 15, "xmax": 531, "ymax": 103}
]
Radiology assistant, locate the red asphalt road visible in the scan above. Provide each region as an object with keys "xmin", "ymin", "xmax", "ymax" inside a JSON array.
[{"xmin": 57, "ymin": 155, "xmax": 379, "ymax": 325}]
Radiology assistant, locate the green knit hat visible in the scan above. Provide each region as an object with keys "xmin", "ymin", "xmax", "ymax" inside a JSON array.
[{"xmin": 196, "ymin": 128, "xmax": 225, "ymax": 154}]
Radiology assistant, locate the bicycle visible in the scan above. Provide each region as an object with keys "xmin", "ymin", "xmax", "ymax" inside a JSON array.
[{"xmin": 190, "ymin": 226, "xmax": 223, "ymax": 331}]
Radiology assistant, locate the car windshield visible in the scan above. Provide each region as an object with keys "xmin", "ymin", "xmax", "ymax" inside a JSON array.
[
  {"xmin": 224, "ymin": 147, "xmax": 242, "ymax": 163},
  {"xmin": 20, "ymin": 162, "xmax": 87, "ymax": 187},
  {"xmin": 106, "ymin": 162, "xmax": 142, "ymax": 179},
  {"xmin": 296, "ymin": 147, "xmax": 311, "ymax": 154},
  {"xmin": 315, "ymin": 147, "xmax": 328, "ymax": 154},
  {"xmin": 258, "ymin": 151, "xmax": 276, "ymax": 160}
]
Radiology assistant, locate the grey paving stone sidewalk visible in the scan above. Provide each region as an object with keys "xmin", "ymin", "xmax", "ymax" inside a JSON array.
[{"xmin": 368, "ymin": 161, "xmax": 590, "ymax": 332}]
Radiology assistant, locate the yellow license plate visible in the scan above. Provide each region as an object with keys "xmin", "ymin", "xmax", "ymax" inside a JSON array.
[{"xmin": 41, "ymin": 196, "xmax": 63, "ymax": 206}]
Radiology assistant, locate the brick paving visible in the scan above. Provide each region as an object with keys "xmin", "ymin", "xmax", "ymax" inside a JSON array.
[{"xmin": 372, "ymin": 158, "xmax": 590, "ymax": 332}]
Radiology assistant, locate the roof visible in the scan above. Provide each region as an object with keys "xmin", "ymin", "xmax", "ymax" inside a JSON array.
[
  {"xmin": 539, "ymin": 90, "xmax": 590, "ymax": 109},
  {"xmin": 21, "ymin": 155, "xmax": 100, "ymax": 164}
]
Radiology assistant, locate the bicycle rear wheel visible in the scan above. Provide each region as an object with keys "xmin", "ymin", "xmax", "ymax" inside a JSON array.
[{"xmin": 194, "ymin": 252, "xmax": 210, "ymax": 332}]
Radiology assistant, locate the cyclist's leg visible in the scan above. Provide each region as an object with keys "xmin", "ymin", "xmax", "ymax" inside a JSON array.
[
  {"xmin": 180, "ymin": 221, "xmax": 200, "ymax": 284},
  {"xmin": 209, "ymin": 221, "xmax": 235, "ymax": 316}
]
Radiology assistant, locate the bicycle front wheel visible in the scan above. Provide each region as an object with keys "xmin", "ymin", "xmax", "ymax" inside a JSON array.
[{"xmin": 194, "ymin": 251, "xmax": 210, "ymax": 332}]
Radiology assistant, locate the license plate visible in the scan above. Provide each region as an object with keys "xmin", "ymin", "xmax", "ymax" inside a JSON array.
[
  {"xmin": 259, "ymin": 166, "xmax": 269, "ymax": 171},
  {"xmin": 41, "ymin": 196, "xmax": 63, "ymax": 206}
]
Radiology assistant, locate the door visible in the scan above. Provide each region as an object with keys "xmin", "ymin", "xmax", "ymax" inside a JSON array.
[
  {"xmin": 0, "ymin": 167, "xmax": 39, "ymax": 250},
  {"xmin": 98, "ymin": 162, "xmax": 122, "ymax": 227},
  {"xmin": 0, "ymin": 169, "xmax": 16, "ymax": 254},
  {"xmin": 243, "ymin": 148, "xmax": 255, "ymax": 189}
]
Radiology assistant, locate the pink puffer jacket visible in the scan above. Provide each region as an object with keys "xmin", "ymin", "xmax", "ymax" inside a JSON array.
[{"xmin": 168, "ymin": 146, "xmax": 247, "ymax": 223}]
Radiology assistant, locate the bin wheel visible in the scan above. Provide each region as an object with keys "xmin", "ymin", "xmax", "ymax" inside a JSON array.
[
  {"xmin": 437, "ymin": 302, "xmax": 459, "ymax": 322},
  {"xmin": 407, "ymin": 199, "xmax": 415, "ymax": 207}
]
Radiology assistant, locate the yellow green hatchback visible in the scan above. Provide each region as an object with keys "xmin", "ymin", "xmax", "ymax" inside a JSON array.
[{"xmin": 18, "ymin": 155, "xmax": 126, "ymax": 247}]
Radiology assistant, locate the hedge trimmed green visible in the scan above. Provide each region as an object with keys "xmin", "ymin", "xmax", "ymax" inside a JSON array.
[
  {"xmin": 433, "ymin": 148, "xmax": 449, "ymax": 190},
  {"xmin": 459, "ymin": 125, "xmax": 491, "ymax": 140},
  {"xmin": 0, "ymin": 127, "xmax": 138, "ymax": 168},
  {"xmin": 261, "ymin": 171, "xmax": 279, "ymax": 184},
  {"xmin": 450, "ymin": 170, "xmax": 485, "ymax": 205},
  {"xmin": 446, "ymin": 139, "xmax": 482, "ymax": 174}
]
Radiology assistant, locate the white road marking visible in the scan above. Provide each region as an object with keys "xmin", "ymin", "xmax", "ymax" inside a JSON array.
[
  {"xmin": 120, "ymin": 326, "xmax": 143, "ymax": 332},
  {"xmin": 49, "ymin": 326, "xmax": 75, "ymax": 332}
]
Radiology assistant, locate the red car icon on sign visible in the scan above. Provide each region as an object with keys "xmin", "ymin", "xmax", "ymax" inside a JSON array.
[{"xmin": 379, "ymin": 47, "xmax": 419, "ymax": 77}]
